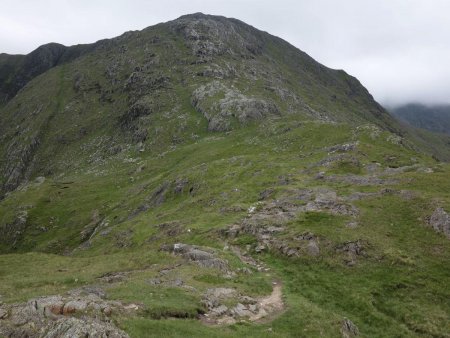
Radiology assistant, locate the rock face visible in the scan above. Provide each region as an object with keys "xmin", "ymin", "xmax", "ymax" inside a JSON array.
[
  {"xmin": 192, "ymin": 81, "xmax": 279, "ymax": 131},
  {"xmin": 0, "ymin": 287, "xmax": 133, "ymax": 338},
  {"xmin": 428, "ymin": 207, "xmax": 450, "ymax": 238}
]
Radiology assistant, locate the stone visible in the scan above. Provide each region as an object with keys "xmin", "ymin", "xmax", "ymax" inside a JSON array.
[
  {"xmin": 307, "ymin": 241, "xmax": 320, "ymax": 256},
  {"xmin": 62, "ymin": 300, "xmax": 88, "ymax": 315},
  {"xmin": 103, "ymin": 306, "xmax": 112, "ymax": 316},
  {"xmin": 211, "ymin": 305, "xmax": 228, "ymax": 316},
  {"xmin": 168, "ymin": 243, "xmax": 229, "ymax": 271},
  {"xmin": 206, "ymin": 288, "xmax": 237, "ymax": 299},
  {"xmin": 171, "ymin": 278, "xmax": 184, "ymax": 287},
  {"xmin": 44, "ymin": 317, "xmax": 129, "ymax": 338},
  {"xmin": 428, "ymin": 208, "xmax": 450, "ymax": 238},
  {"xmin": 248, "ymin": 304, "xmax": 258, "ymax": 313},
  {"xmin": 239, "ymin": 296, "xmax": 257, "ymax": 304},
  {"xmin": 328, "ymin": 143, "xmax": 358, "ymax": 153},
  {"xmin": 232, "ymin": 303, "xmax": 252, "ymax": 318},
  {"xmin": 341, "ymin": 318, "xmax": 359, "ymax": 337},
  {"xmin": 337, "ymin": 241, "xmax": 365, "ymax": 256},
  {"xmin": 34, "ymin": 296, "xmax": 65, "ymax": 317},
  {"xmin": 0, "ymin": 308, "xmax": 8, "ymax": 319},
  {"xmin": 255, "ymin": 244, "xmax": 266, "ymax": 253},
  {"xmin": 147, "ymin": 278, "xmax": 162, "ymax": 285}
]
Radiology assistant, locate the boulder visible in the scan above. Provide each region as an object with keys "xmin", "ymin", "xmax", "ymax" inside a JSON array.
[
  {"xmin": 428, "ymin": 208, "xmax": 450, "ymax": 238},
  {"xmin": 341, "ymin": 318, "xmax": 359, "ymax": 337},
  {"xmin": 307, "ymin": 241, "xmax": 320, "ymax": 256}
]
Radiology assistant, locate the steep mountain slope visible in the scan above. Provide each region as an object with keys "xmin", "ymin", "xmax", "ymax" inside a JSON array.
[
  {"xmin": 0, "ymin": 13, "xmax": 449, "ymax": 338},
  {"xmin": 390, "ymin": 103, "xmax": 450, "ymax": 135},
  {"xmin": 0, "ymin": 42, "xmax": 96, "ymax": 104},
  {"xmin": 0, "ymin": 13, "xmax": 409, "ymax": 197}
]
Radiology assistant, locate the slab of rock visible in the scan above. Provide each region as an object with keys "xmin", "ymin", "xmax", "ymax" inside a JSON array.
[
  {"xmin": 44, "ymin": 317, "xmax": 129, "ymax": 338},
  {"xmin": 165, "ymin": 243, "xmax": 229, "ymax": 271},
  {"xmin": 0, "ymin": 289, "xmax": 133, "ymax": 337}
]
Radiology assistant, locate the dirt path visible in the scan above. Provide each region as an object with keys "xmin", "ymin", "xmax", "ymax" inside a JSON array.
[
  {"xmin": 200, "ymin": 245, "xmax": 285, "ymax": 325},
  {"xmin": 248, "ymin": 280, "xmax": 284, "ymax": 322}
]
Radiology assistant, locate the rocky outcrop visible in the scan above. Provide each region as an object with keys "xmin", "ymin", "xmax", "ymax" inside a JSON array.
[
  {"xmin": 427, "ymin": 207, "xmax": 450, "ymax": 238},
  {"xmin": 0, "ymin": 287, "xmax": 133, "ymax": 337},
  {"xmin": 0, "ymin": 210, "xmax": 29, "ymax": 249},
  {"xmin": 336, "ymin": 240, "xmax": 368, "ymax": 266},
  {"xmin": 224, "ymin": 188, "xmax": 359, "ymax": 258},
  {"xmin": 1, "ymin": 136, "xmax": 40, "ymax": 194},
  {"xmin": 192, "ymin": 81, "xmax": 279, "ymax": 131},
  {"xmin": 162, "ymin": 243, "xmax": 229, "ymax": 271},
  {"xmin": 44, "ymin": 317, "xmax": 128, "ymax": 338},
  {"xmin": 171, "ymin": 13, "xmax": 266, "ymax": 62}
]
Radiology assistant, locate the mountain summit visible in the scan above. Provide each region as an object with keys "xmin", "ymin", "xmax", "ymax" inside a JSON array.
[
  {"xmin": 0, "ymin": 13, "xmax": 407, "ymax": 194},
  {"xmin": 0, "ymin": 14, "xmax": 449, "ymax": 338}
]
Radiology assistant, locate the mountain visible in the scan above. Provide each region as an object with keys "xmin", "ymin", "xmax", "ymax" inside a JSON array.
[
  {"xmin": 390, "ymin": 103, "xmax": 450, "ymax": 135},
  {"xmin": 0, "ymin": 13, "xmax": 449, "ymax": 337}
]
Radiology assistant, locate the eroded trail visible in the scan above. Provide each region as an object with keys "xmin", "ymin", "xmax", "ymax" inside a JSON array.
[
  {"xmin": 201, "ymin": 245, "xmax": 285, "ymax": 325},
  {"xmin": 248, "ymin": 280, "xmax": 284, "ymax": 322}
]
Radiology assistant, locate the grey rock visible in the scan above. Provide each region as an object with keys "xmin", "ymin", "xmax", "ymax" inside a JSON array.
[
  {"xmin": 231, "ymin": 303, "xmax": 252, "ymax": 318},
  {"xmin": 0, "ymin": 308, "xmax": 8, "ymax": 319},
  {"xmin": 255, "ymin": 244, "xmax": 266, "ymax": 253},
  {"xmin": 192, "ymin": 81, "xmax": 279, "ymax": 131},
  {"xmin": 171, "ymin": 278, "xmax": 184, "ymax": 287},
  {"xmin": 328, "ymin": 143, "xmax": 358, "ymax": 153},
  {"xmin": 341, "ymin": 318, "xmax": 359, "ymax": 337},
  {"xmin": 62, "ymin": 300, "xmax": 88, "ymax": 315},
  {"xmin": 147, "ymin": 278, "xmax": 162, "ymax": 285},
  {"xmin": 307, "ymin": 241, "xmax": 320, "ymax": 256},
  {"xmin": 44, "ymin": 317, "xmax": 129, "ymax": 338},
  {"xmin": 206, "ymin": 288, "xmax": 237, "ymax": 299},
  {"xmin": 211, "ymin": 305, "xmax": 228, "ymax": 316},
  {"xmin": 428, "ymin": 207, "xmax": 450, "ymax": 238},
  {"xmin": 168, "ymin": 243, "xmax": 229, "ymax": 271}
]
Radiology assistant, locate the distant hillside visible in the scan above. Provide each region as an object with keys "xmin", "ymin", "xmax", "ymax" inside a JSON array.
[{"xmin": 390, "ymin": 103, "xmax": 450, "ymax": 135}]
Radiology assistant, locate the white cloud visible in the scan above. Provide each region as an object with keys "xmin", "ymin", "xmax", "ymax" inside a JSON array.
[{"xmin": 1, "ymin": 0, "xmax": 449, "ymax": 106}]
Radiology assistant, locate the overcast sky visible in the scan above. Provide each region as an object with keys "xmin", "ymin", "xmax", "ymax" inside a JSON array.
[{"xmin": 1, "ymin": 0, "xmax": 449, "ymax": 107}]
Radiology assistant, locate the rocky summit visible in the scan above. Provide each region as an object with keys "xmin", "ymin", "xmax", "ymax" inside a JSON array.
[{"xmin": 0, "ymin": 13, "xmax": 449, "ymax": 338}]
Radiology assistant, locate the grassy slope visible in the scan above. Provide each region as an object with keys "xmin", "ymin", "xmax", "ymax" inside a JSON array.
[{"xmin": 1, "ymin": 117, "xmax": 449, "ymax": 337}]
